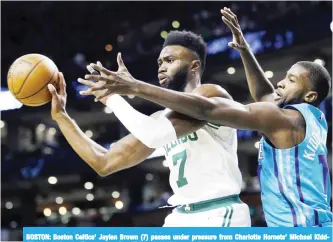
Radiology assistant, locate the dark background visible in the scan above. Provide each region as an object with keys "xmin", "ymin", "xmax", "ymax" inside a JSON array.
[{"xmin": 1, "ymin": 1, "xmax": 332, "ymax": 240}]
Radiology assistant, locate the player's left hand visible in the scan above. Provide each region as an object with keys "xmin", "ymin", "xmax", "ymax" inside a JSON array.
[{"xmin": 78, "ymin": 53, "xmax": 138, "ymax": 101}]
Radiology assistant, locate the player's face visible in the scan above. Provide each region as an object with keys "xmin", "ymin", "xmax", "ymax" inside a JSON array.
[
  {"xmin": 274, "ymin": 64, "xmax": 313, "ymax": 107},
  {"xmin": 157, "ymin": 46, "xmax": 192, "ymax": 91}
]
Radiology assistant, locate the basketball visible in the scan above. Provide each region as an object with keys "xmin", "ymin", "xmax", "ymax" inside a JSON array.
[{"xmin": 7, "ymin": 54, "xmax": 59, "ymax": 107}]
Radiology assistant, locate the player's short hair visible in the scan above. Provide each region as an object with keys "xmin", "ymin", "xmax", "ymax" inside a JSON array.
[
  {"xmin": 163, "ymin": 30, "xmax": 207, "ymax": 74},
  {"xmin": 296, "ymin": 61, "xmax": 332, "ymax": 104}
]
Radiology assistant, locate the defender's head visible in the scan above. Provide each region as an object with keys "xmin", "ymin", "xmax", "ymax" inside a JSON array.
[
  {"xmin": 275, "ymin": 61, "xmax": 331, "ymax": 107},
  {"xmin": 157, "ymin": 30, "xmax": 207, "ymax": 91}
]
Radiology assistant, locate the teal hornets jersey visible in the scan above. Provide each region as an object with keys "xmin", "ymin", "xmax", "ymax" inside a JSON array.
[{"xmin": 258, "ymin": 103, "xmax": 332, "ymax": 227}]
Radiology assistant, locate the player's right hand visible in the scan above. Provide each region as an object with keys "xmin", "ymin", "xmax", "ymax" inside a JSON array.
[
  {"xmin": 221, "ymin": 7, "xmax": 250, "ymax": 52},
  {"xmin": 48, "ymin": 72, "xmax": 67, "ymax": 120}
]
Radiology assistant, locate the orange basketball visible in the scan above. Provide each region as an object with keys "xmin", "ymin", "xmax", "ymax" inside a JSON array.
[{"xmin": 7, "ymin": 54, "xmax": 59, "ymax": 106}]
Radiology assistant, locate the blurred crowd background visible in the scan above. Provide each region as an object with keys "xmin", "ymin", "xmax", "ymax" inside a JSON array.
[{"xmin": 1, "ymin": 1, "xmax": 332, "ymax": 240}]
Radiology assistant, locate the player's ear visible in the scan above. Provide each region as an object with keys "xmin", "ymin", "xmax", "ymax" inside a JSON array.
[
  {"xmin": 190, "ymin": 60, "xmax": 201, "ymax": 74},
  {"xmin": 304, "ymin": 91, "xmax": 318, "ymax": 103}
]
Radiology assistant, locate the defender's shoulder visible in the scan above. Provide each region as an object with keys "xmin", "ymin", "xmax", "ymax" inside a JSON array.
[
  {"xmin": 192, "ymin": 84, "xmax": 233, "ymax": 100},
  {"xmin": 282, "ymin": 104, "xmax": 311, "ymax": 124},
  {"xmin": 281, "ymin": 108, "xmax": 304, "ymax": 120}
]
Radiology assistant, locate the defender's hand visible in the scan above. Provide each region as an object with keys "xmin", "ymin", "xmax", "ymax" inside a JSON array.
[
  {"xmin": 78, "ymin": 53, "xmax": 138, "ymax": 101},
  {"xmin": 221, "ymin": 7, "xmax": 250, "ymax": 52},
  {"xmin": 81, "ymin": 61, "xmax": 117, "ymax": 104},
  {"xmin": 48, "ymin": 72, "xmax": 67, "ymax": 120}
]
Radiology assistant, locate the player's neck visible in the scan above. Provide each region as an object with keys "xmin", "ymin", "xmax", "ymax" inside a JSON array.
[{"xmin": 183, "ymin": 77, "xmax": 201, "ymax": 93}]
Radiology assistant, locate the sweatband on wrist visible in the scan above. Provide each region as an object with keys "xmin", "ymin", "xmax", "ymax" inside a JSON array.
[{"xmin": 106, "ymin": 94, "xmax": 177, "ymax": 148}]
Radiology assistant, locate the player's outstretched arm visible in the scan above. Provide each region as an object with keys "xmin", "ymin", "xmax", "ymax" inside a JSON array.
[
  {"xmin": 134, "ymin": 81, "xmax": 290, "ymax": 134},
  {"xmin": 136, "ymin": 84, "xmax": 300, "ymax": 148},
  {"xmin": 77, "ymin": 55, "xmax": 285, "ymax": 133},
  {"xmin": 221, "ymin": 7, "xmax": 275, "ymax": 103}
]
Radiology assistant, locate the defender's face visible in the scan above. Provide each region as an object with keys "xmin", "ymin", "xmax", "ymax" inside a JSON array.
[
  {"xmin": 275, "ymin": 64, "xmax": 312, "ymax": 107},
  {"xmin": 157, "ymin": 45, "xmax": 191, "ymax": 91}
]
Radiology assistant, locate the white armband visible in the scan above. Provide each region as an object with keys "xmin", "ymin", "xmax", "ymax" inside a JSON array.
[{"xmin": 106, "ymin": 94, "xmax": 177, "ymax": 148}]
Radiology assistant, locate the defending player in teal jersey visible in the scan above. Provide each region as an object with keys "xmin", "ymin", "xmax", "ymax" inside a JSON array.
[
  {"xmin": 79, "ymin": 8, "xmax": 332, "ymax": 227},
  {"xmin": 219, "ymin": 8, "xmax": 332, "ymax": 227}
]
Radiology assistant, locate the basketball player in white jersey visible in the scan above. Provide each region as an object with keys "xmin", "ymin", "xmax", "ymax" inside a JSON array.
[{"xmin": 50, "ymin": 31, "xmax": 250, "ymax": 226}]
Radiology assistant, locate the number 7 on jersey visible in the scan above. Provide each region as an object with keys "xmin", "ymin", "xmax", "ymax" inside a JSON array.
[{"xmin": 172, "ymin": 150, "xmax": 188, "ymax": 188}]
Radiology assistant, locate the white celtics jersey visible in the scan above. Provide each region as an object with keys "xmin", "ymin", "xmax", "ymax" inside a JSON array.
[{"xmin": 161, "ymin": 111, "xmax": 242, "ymax": 206}]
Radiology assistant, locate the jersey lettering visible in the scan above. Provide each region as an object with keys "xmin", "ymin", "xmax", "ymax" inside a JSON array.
[
  {"xmin": 164, "ymin": 132, "xmax": 198, "ymax": 156},
  {"xmin": 258, "ymin": 142, "xmax": 263, "ymax": 160}
]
